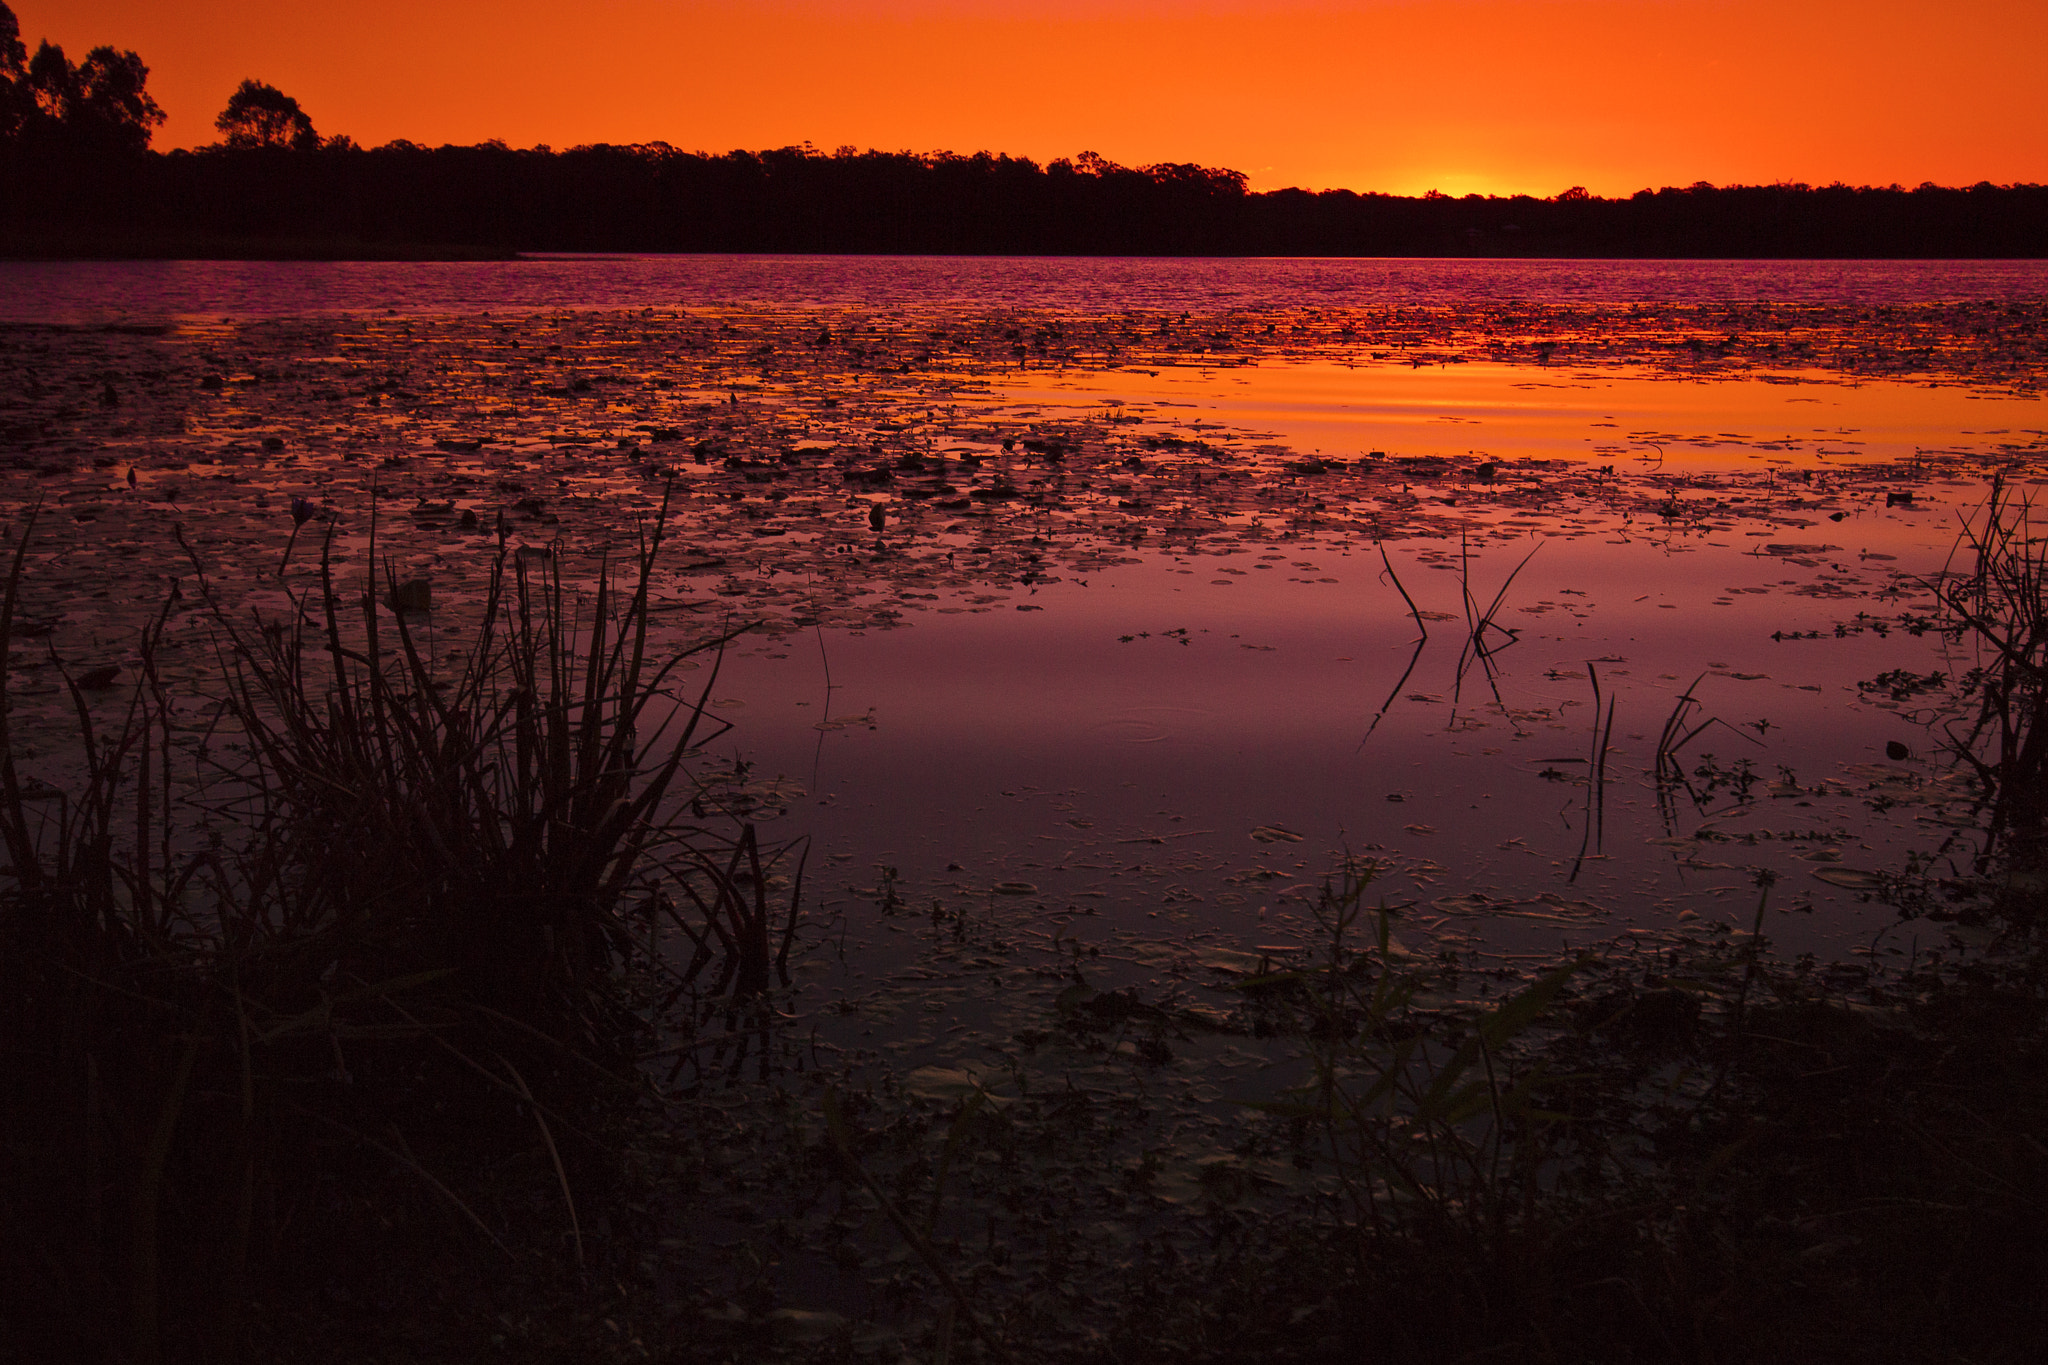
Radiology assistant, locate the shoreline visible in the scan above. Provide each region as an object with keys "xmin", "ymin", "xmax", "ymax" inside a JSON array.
[
  {"xmin": 7, "ymin": 242, "xmax": 2048, "ymax": 264},
  {"xmin": 0, "ymin": 235, "xmax": 516, "ymax": 262}
]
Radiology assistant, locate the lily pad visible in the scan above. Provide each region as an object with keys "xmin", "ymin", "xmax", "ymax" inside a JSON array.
[
  {"xmin": 1812, "ymin": 866, "xmax": 1888, "ymax": 890},
  {"xmin": 900, "ymin": 1065, "xmax": 1009, "ymax": 1105}
]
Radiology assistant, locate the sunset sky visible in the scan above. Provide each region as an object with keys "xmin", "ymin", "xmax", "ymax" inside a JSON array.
[{"xmin": 21, "ymin": 1, "xmax": 2048, "ymax": 196}]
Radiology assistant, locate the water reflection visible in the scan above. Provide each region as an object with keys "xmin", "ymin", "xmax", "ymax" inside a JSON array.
[
  {"xmin": 706, "ymin": 355, "xmax": 2043, "ymax": 964},
  {"xmin": 1, "ymin": 286, "xmax": 2040, "ymax": 972},
  {"xmin": 1004, "ymin": 359, "xmax": 2048, "ymax": 477}
]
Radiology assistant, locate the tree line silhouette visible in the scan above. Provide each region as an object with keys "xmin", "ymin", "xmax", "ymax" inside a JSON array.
[
  {"xmin": 0, "ymin": 2, "xmax": 161, "ymax": 156},
  {"xmin": 3, "ymin": 3, "xmax": 2044, "ymax": 259}
]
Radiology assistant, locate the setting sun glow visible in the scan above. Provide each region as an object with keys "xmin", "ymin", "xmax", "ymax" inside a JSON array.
[{"xmin": 18, "ymin": 0, "xmax": 2048, "ymax": 195}]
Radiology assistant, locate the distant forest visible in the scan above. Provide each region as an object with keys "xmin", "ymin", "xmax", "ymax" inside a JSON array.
[
  {"xmin": 2, "ymin": 4, "xmax": 2043, "ymax": 259},
  {"xmin": 11, "ymin": 141, "xmax": 2048, "ymax": 260}
]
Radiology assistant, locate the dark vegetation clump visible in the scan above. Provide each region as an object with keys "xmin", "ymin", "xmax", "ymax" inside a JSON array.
[
  {"xmin": 780, "ymin": 854, "xmax": 2048, "ymax": 1365},
  {"xmin": 0, "ymin": 498, "xmax": 801, "ymax": 1362},
  {"xmin": 1089, "ymin": 900, "xmax": 2048, "ymax": 1364},
  {"xmin": 0, "ymin": 2, "xmax": 162, "ymax": 158}
]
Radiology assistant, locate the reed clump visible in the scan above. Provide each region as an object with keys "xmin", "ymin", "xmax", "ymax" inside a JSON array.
[
  {"xmin": 1935, "ymin": 479, "xmax": 2048, "ymax": 883},
  {"xmin": 0, "ymin": 502, "xmax": 797, "ymax": 1362}
]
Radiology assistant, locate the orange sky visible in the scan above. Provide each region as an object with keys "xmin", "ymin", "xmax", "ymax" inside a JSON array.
[{"xmin": 20, "ymin": 1, "xmax": 2048, "ymax": 196}]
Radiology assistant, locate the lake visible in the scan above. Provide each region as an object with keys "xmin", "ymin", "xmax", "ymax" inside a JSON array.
[
  {"xmin": 9, "ymin": 253, "xmax": 2048, "ymax": 1350},
  {"xmin": 2, "ymin": 255, "xmax": 2044, "ymax": 982}
]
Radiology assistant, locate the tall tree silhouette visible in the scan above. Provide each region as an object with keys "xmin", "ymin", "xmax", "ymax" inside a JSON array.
[
  {"xmin": 25, "ymin": 40, "xmax": 74, "ymax": 124},
  {"xmin": 68, "ymin": 46, "xmax": 163, "ymax": 151},
  {"xmin": 216, "ymin": 79, "xmax": 319, "ymax": 150},
  {"xmin": 0, "ymin": 2, "xmax": 28, "ymax": 142},
  {"xmin": 0, "ymin": 5, "xmax": 162, "ymax": 152}
]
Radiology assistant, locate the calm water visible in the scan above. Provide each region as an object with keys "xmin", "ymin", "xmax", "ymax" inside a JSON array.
[
  {"xmin": 707, "ymin": 361, "xmax": 2044, "ymax": 962},
  {"xmin": 4, "ymin": 255, "xmax": 2048, "ymax": 325},
  {"xmin": 4, "ymin": 259, "xmax": 2043, "ymax": 972}
]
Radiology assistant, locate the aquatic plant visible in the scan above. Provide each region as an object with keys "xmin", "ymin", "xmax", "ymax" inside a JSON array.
[
  {"xmin": 1932, "ymin": 480, "xmax": 2048, "ymax": 872},
  {"xmin": 1451, "ymin": 534, "xmax": 1537, "ymax": 712},
  {"xmin": 0, "ymin": 496, "xmax": 798, "ymax": 1360},
  {"xmin": 187, "ymin": 497, "xmax": 747, "ymax": 1044},
  {"xmin": 1569, "ymin": 663, "xmax": 1619, "ymax": 881},
  {"xmin": 1652, "ymin": 672, "xmax": 1764, "ymax": 825}
]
